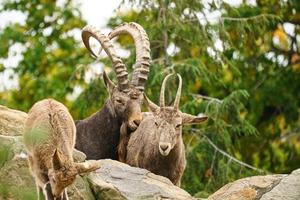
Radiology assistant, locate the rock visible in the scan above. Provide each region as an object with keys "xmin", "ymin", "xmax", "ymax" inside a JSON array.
[
  {"xmin": 73, "ymin": 148, "xmax": 87, "ymax": 162},
  {"xmin": 0, "ymin": 135, "xmax": 36, "ymax": 199},
  {"xmin": 260, "ymin": 169, "xmax": 300, "ymax": 200},
  {"xmin": 208, "ymin": 168, "xmax": 300, "ymax": 200},
  {"xmin": 208, "ymin": 174, "xmax": 291, "ymax": 200},
  {"xmin": 0, "ymin": 105, "xmax": 28, "ymax": 136},
  {"xmin": 87, "ymin": 159, "xmax": 193, "ymax": 200},
  {"xmin": 67, "ymin": 176, "xmax": 96, "ymax": 200},
  {"xmin": 0, "ymin": 105, "xmax": 195, "ymax": 199}
]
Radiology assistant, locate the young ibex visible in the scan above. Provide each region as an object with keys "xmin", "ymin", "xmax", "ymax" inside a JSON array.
[
  {"xmin": 24, "ymin": 99, "xmax": 100, "ymax": 200},
  {"xmin": 120, "ymin": 74, "xmax": 208, "ymax": 186},
  {"xmin": 75, "ymin": 22, "xmax": 151, "ymax": 160}
]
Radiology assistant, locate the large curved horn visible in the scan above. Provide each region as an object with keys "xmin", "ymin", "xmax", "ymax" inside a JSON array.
[
  {"xmin": 108, "ymin": 22, "xmax": 151, "ymax": 91},
  {"xmin": 159, "ymin": 74, "xmax": 173, "ymax": 107},
  {"xmin": 173, "ymin": 74, "xmax": 182, "ymax": 110},
  {"xmin": 82, "ymin": 25, "xmax": 129, "ymax": 91}
]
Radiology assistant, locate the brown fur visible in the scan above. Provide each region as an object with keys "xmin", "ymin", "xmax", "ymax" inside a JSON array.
[
  {"xmin": 119, "ymin": 74, "xmax": 208, "ymax": 186},
  {"xmin": 118, "ymin": 112, "xmax": 152, "ymax": 163},
  {"xmin": 75, "ymin": 75, "xmax": 143, "ymax": 160},
  {"xmin": 24, "ymin": 99, "xmax": 100, "ymax": 200},
  {"xmin": 117, "ymin": 123, "xmax": 130, "ymax": 163},
  {"xmin": 77, "ymin": 24, "xmax": 150, "ymax": 160}
]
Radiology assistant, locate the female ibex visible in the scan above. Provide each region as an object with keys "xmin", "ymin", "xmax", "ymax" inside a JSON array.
[
  {"xmin": 24, "ymin": 99, "xmax": 100, "ymax": 200},
  {"xmin": 75, "ymin": 22, "xmax": 151, "ymax": 160},
  {"xmin": 119, "ymin": 74, "xmax": 207, "ymax": 186}
]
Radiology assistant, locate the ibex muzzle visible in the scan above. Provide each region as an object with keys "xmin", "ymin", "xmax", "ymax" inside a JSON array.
[
  {"xmin": 157, "ymin": 120, "xmax": 175, "ymax": 156},
  {"xmin": 126, "ymin": 92, "xmax": 143, "ymax": 130}
]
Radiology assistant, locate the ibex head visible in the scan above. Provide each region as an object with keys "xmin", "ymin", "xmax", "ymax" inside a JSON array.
[
  {"xmin": 48, "ymin": 150, "xmax": 99, "ymax": 198},
  {"xmin": 82, "ymin": 23, "xmax": 150, "ymax": 130},
  {"xmin": 144, "ymin": 74, "xmax": 208, "ymax": 156}
]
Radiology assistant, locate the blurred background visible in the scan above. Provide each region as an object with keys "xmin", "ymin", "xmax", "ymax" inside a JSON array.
[{"xmin": 0, "ymin": 0, "xmax": 299, "ymax": 198}]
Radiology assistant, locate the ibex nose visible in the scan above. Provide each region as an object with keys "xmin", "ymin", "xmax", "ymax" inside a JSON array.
[
  {"xmin": 133, "ymin": 118, "xmax": 141, "ymax": 126},
  {"xmin": 128, "ymin": 116, "xmax": 142, "ymax": 130},
  {"xmin": 159, "ymin": 142, "xmax": 171, "ymax": 156},
  {"xmin": 159, "ymin": 143, "xmax": 169, "ymax": 151}
]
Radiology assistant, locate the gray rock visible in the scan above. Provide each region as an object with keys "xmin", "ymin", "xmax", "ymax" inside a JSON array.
[
  {"xmin": 260, "ymin": 169, "xmax": 300, "ymax": 200},
  {"xmin": 88, "ymin": 159, "xmax": 194, "ymax": 200},
  {"xmin": 0, "ymin": 105, "xmax": 27, "ymax": 136},
  {"xmin": 209, "ymin": 169, "xmax": 300, "ymax": 200},
  {"xmin": 208, "ymin": 174, "xmax": 286, "ymax": 200},
  {"xmin": 73, "ymin": 148, "xmax": 87, "ymax": 162}
]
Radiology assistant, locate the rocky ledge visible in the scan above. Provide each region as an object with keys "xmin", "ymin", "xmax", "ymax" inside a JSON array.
[{"xmin": 208, "ymin": 171, "xmax": 300, "ymax": 200}]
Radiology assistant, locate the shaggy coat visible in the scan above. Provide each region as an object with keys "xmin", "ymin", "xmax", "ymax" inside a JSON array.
[
  {"xmin": 119, "ymin": 74, "xmax": 208, "ymax": 186},
  {"xmin": 75, "ymin": 99, "xmax": 122, "ymax": 160},
  {"xmin": 126, "ymin": 113, "xmax": 186, "ymax": 185},
  {"xmin": 75, "ymin": 23, "xmax": 150, "ymax": 160},
  {"xmin": 24, "ymin": 99, "xmax": 99, "ymax": 200}
]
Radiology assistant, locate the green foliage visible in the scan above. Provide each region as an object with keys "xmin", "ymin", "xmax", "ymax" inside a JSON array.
[
  {"xmin": 23, "ymin": 129, "xmax": 50, "ymax": 147},
  {"xmin": 0, "ymin": 145, "xmax": 11, "ymax": 168},
  {"xmin": 0, "ymin": 0, "xmax": 95, "ymax": 117},
  {"xmin": 0, "ymin": 180, "xmax": 36, "ymax": 200},
  {"xmin": 0, "ymin": 142, "xmax": 36, "ymax": 200}
]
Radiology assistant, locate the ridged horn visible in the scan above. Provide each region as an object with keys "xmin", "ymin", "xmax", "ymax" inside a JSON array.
[
  {"xmin": 108, "ymin": 22, "xmax": 151, "ymax": 91},
  {"xmin": 159, "ymin": 74, "xmax": 173, "ymax": 107},
  {"xmin": 82, "ymin": 25, "xmax": 129, "ymax": 91},
  {"xmin": 173, "ymin": 74, "xmax": 182, "ymax": 110}
]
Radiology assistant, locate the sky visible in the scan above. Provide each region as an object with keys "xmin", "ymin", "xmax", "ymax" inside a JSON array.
[
  {"xmin": 0, "ymin": 0, "xmax": 121, "ymax": 91},
  {"xmin": 79, "ymin": 0, "xmax": 120, "ymax": 28}
]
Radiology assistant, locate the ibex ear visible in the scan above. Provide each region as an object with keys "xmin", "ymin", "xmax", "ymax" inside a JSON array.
[
  {"xmin": 52, "ymin": 150, "xmax": 63, "ymax": 170},
  {"xmin": 182, "ymin": 113, "xmax": 208, "ymax": 125},
  {"xmin": 103, "ymin": 70, "xmax": 115, "ymax": 94},
  {"xmin": 144, "ymin": 94, "xmax": 159, "ymax": 113},
  {"xmin": 74, "ymin": 160, "xmax": 101, "ymax": 175}
]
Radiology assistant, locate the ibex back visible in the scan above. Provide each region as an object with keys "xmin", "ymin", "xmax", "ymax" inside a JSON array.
[{"xmin": 24, "ymin": 99, "xmax": 100, "ymax": 200}]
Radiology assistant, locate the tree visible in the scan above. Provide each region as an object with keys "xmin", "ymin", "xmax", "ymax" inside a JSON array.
[{"xmin": 0, "ymin": 0, "xmax": 108, "ymax": 119}]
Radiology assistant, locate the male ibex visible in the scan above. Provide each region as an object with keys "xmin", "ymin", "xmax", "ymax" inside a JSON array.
[
  {"xmin": 120, "ymin": 74, "xmax": 207, "ymax": 186},
  {"xmin": 24, "ymin": 99, "xmax": 100, "ymax": 200},
  {"xmin": 75, "ymin": 22, "xmax": 151, "ymax": 160}
]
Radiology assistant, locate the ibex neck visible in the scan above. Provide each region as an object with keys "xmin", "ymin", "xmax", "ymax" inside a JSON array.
[
  {"xmin": 92, "ymin": 100, "xmax": 122, "ymax": 125},
  {"xmin": 105, "ymin": 99, "xmax": 117, "ymax": 118},
  {"xmin": 171, "ymin": 139, "xmax": 184, "ymax": 159}
]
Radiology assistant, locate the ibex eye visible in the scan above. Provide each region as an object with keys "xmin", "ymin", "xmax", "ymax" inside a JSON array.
[
  {"xmin": 116, "ymin": 99, "xmax": 123, "ymax": 104},
  {"xmin": 175, "ymin": 124, "xmax": 182, "ymax": 129}
]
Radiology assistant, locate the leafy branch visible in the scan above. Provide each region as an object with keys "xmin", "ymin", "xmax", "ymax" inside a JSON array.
[{"xmin": 190, "ymin": 128, "xmax": 267, "ymax": 174}]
